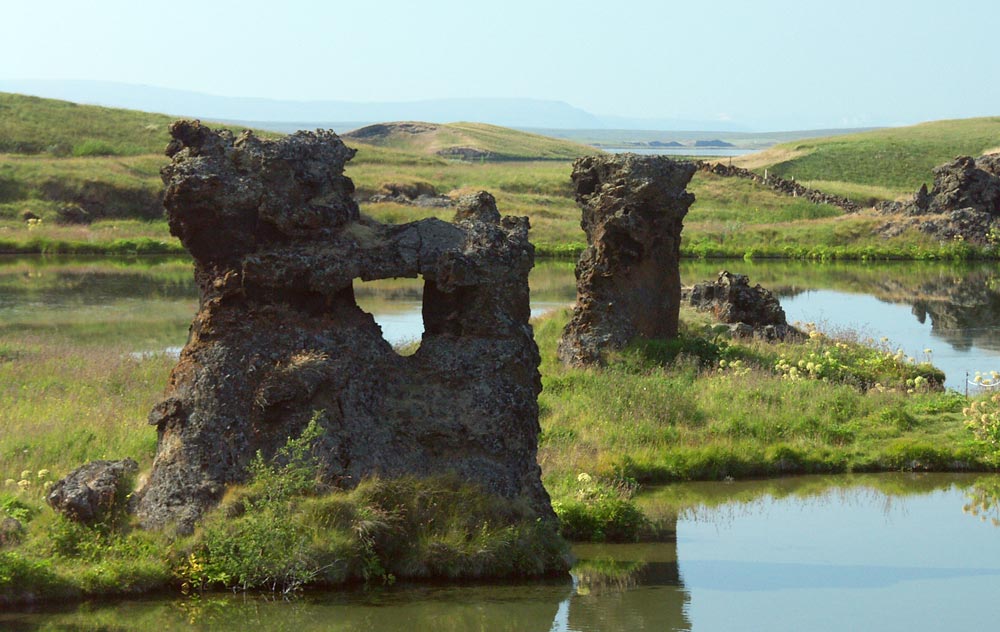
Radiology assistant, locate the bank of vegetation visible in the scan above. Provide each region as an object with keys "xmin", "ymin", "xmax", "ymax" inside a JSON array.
[
  {"xmin": 4, "ymin": 94, "xmax": 1000, "ymax": 603},
  {"xmin": 2, "ymin": 93, "xmax": 1000, "ymax": 259},
  {"xmin": 3, "ymin": 290, "xmax": 998, "ymax": 602}
]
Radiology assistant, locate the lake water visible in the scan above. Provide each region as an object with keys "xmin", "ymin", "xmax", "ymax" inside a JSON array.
[
  {"xmin": 4, "ymin": 473, "xmax": 999, "ymax": 630},
  {"xmin": 4, "ymin": 256, "xmax": 1000, "ymax": 628},
  {"xmin": 602, "ymin": 147, "xmax": 756, "ymax": 158},
  {"xmin": 2, "ymin": 257, "xmax": 1000, "ymax": 391}
]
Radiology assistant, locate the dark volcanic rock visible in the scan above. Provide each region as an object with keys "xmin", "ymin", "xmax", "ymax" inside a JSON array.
[
  {"xmin": 557, "ymin": 154, "xmax": 696, "ymax": 366},
  {"xmin": 55, "ymin": 204, "xmax": 92, "ymax": 225},
  {"xmin": 47, "ymin": 458, "xmax": 138, "ymax": 524},
  {"xmin": 134, "ymin": 121, "xmax": 549, "ymax": 533},
  {"xmin": 875, "ymin": 154, "xmax": 1000, "ymax": 243},
  {"xmin": 926, "ymin": 155, "xmax": 1000, "ymax": 215},
  {"xmin": 454, "ymin": 190, "xmax": 501, "ymax": 223},
  {"xmin": 377, "ymin": 181, "xmax": 438, "ymax": 199},
  {"xmin": 685, "ymin": 271, "xmax": 799, "ymax": 341},
  {"xmin": 436, "ymin": 146, "xmax": 494, "ymax": 160},
  {"xmin": 697, "ymin": 162, "xmax": 862, "ymax": 213}
]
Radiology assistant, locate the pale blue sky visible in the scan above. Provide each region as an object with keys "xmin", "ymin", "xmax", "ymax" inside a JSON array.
[{"xmin": 4, "ymin": 0, "xmax": 998, "ymax": 130}]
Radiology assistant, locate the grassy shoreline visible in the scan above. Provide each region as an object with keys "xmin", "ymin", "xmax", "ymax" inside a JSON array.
[
  {"xmin": 3, "ymin": 297, "xmax": 999, "ymax": 604},
  {"xmin": 2, "ymin": 226, "xmax": 997, "ymax": 261}
]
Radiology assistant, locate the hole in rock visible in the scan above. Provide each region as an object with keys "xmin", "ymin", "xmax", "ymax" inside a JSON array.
[{"xmin": 352, "ymin": 277, "xmax": 425, "ymax": 355}]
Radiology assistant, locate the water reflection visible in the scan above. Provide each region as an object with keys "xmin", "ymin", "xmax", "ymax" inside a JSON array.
[
  {"xmin": 680, "ymin": 260, "xmax": 1000, "ymax": 389},
  {"xmin": 6, "ymin": 474, "xmax": 1000, "ymax": 630}
]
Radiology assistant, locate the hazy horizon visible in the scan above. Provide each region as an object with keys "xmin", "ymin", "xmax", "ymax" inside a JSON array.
[{"xmin": 4, "ymin": 0, "xmax": 999, "ymax": 130}]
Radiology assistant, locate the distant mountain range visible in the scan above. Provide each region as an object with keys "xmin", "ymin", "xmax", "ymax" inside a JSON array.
[{"xmin": 0, "ymin": 79, "xmax": 753, "ymax": 132}]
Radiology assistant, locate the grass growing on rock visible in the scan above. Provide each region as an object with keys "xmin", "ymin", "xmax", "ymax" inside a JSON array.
[{"xmin": 1, "ymin": 421, "xmax": 567, "ymax": 605}]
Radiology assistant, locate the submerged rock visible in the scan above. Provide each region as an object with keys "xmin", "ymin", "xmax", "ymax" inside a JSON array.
[
  {"xmin": 133, "ymin": 121, "xmax": 550, "ymax": 534},
  {"xmin": 46, "ymin": 458, "xmax": 138, "ymax": 524},
  {"xmin": 558, "ymin": 154, "xmax": 696, "ymax": 366}
]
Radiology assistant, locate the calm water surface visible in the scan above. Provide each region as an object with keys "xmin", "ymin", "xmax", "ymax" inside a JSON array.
[
  {"xmin": 3, "ymin": 257, "xmax": 1000, "ymax": 389},
  {"xmin": 4, "ymin": 474, "xmax": 999, "ymax": 630},
  {"xmin": 4, "ymin": 257, "xmax": 1000, "ymax": 628},
  {"xmin": 602, "ymin": 147, "xmax": 757, "ymax": 157},
  {"xmin": 3, "ymin": 257, "xmax": 1000, "ymax": 390}
]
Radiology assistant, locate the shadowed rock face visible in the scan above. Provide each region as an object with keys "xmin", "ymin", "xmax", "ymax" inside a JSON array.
[
  {"xmin": 135, "ymin": 121, "xmax": 549, "ymax": 533},
  {"xmin": 685, "ymin": 271, "xmax": 800, "ymax": 341},
  {"xmin": 876, "ymin": 154, "xmax": 1000, "ymax": 243},
  {"xmin": 558, "ymin": 154, "xmax": 695, "ymax": 366},
  {"xmin": 924, "ymin": 155, "xmax": 1000, "ymax": 215}
]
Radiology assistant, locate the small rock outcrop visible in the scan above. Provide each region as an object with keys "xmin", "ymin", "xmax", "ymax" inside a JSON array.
[
  {"xmin": 133, "ymin": 121, "xmax": 549, "ymax": 533},
  {"xmin": 0, "ymin": 517, "xmax": 23, "ymax": 547},
  {"xmin": 558, "ymin": 154, "xmax": 696, "ymax": 366},
  {"xmin": 364, "ymin": 181, "xmax": 454, "ymax": 208},
  {"xmin": 875, "ymin": 154, "xmax": 1000, "ymax": 243},
  {"xmin": 685, "ymin": 271, "xmax": 799, "ymax": 340},
  {"xmin": 46, "ymin": 458, "xmax": 138, "ymax": 524}
]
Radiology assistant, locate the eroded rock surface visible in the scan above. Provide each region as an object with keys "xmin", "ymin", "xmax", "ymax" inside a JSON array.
[
  {"xmin": 876, "ymin": 154, "xmax": 1000, "ymax": 243},
  {"xmin": 47, "ymin": 458, "xmax": 138, "ymax": 524},
  {"xmin": 685, "ymin": 271, "xmax": 800, "ymax": 341},
  {"xmin": 134, "ymin": 121, "xmax": 549, "ymax": 533},
  {"xmin": 558, "ymin": 154, "xmax": 695, "ymax": 366}
]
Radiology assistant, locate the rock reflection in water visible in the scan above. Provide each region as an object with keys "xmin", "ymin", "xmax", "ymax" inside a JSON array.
[
  {"xmin": 563, "ymin": 540, "xmax": 690, "ymax": 632},
  {"xmin": 9, "ymin": 474, "xmax": 1000, "ymax": 630}
]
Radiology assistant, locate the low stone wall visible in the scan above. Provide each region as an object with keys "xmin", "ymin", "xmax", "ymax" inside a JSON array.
[{"xmin": 697, "ymin": 161, "xmax": 862, "ymax": 213}]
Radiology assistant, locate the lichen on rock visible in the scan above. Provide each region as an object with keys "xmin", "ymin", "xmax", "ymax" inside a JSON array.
[
  {"xmin": 558, "ymin": 154, "xmax": 696, "ymax": 367},
  {"xmin": 133, "ymin": 121, "xmax": 550, "ymax": 534}
]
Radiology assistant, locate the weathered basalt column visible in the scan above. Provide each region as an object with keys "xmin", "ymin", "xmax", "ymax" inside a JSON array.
[
  {"xmin": 558, "ymin": 154, "xmax": 696, "ymax": 366},
  {"xmin": 134, "ymin": 121, "xmax": 549, "ymax": 533}
]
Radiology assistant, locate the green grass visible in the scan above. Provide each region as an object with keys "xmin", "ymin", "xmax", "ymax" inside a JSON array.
[
  {"xmin": 1, "ymin": 424, "xmax": 566, "ymax": 605},
  {"xmin": 2, "ymin": 260, "xmax": 999, "ymax": 600},
  {"xmin": 535, "ymin": 308, "xmax": 992, "ymax": 496},
  {"xmin": 0, "ymin": 92, "xmax": 278, "ymax": 157},
  {"xmin": 744, "ymin": 117, "xmax": 1000, "ymax": 193},
  {"xmin": 2, "ymin": 92, "xmax": 999, "ymax": 260},
  {"xmin": 345, "ymin": 121, "xmax": 597, "ymax": 161}
]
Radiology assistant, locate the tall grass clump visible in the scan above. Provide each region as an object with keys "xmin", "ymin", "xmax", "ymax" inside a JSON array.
[{"xmin": 176, "ymin": 418, "xmax": 567, "ymax": 593}]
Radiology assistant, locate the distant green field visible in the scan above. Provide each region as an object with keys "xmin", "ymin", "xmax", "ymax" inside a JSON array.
[
  {"xmin": 745, "ymin": 117, "xmax": 1000, "ymax": 195},
  {"xmin": 2, "ymin": 91, "xmax": 999, "ymax": 260},
  {"xmin": 345, "ymin": 121, "xmax": 597, "ymax": 161}
]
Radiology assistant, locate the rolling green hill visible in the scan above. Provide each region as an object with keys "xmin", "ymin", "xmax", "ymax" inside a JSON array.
[
  {"xmin": 0, "ymin": 92, "xmax": 176, "ymax": 156},
  {"xmin": 737, "ymin": 117, "xmax": 1000, "ymax": 197},
  {"xmin": 2, "ymin": 91, "xmax": 998, "ymax": 260},
  {"xmin": 343, "ymin": 121, "xmax": 599, "ymax": 161}
]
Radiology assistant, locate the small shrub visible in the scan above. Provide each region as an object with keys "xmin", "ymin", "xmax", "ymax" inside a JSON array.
[
  {"xmin": 0, "ymin": 551, "xmax": 67, "ymax": 601},
  {"xmin": 965, "ymin": 394, "xmax": 1000, "ymax": 452},
  {"xmin": 71, "ymin": 139, "xmax": 120, "ymax": 157},
  {"xmin": 553, "ymin": 473, "xmax": 648, "ymax": 542}
]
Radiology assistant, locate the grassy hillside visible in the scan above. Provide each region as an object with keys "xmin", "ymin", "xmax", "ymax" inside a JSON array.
[
  {"xmin": 0, "ymin": 93, "xmax": 176, "ymax": 156},
  {"xmin": 0, "ymin": 92, "xmax": 279, "ymax": 230},
  {"xmin": 737, "ymin": 117, "xmax": 1000, "ymax": 199},
  {"xmin": 2, "ymin": 92, "xmax": 998, "ymax": 260},
  {"xmin": 344, "ymin": 121, "xmax": 598, "ymax": 161}
]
